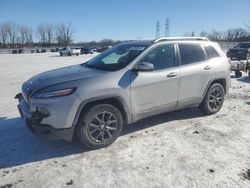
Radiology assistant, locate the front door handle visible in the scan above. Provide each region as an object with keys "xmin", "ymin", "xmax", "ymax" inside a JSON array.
[
  {"xmin": 167, "ymin": 72, "xmax": 178, "ymax": 78},
  {"xmin": 204, "ymin": 66, "xmax": 212, "ymax": 70}
]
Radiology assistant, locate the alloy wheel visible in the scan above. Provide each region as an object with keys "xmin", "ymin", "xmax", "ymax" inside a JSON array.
[
  {"xmin": 87, "ymin": 111, "xmax": 118, "ymax": 143},
  {"xmin": 208, "ymin": 88, "xmax": 223, "ymax": 111}
]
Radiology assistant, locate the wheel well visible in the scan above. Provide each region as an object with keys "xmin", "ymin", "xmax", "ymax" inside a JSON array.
[
  {"xmin": 79, "ymin": 98, "xmax": 128, "ymax": 125},
  {"xmin": 211, "ymin": 78, "xmax": 226, "ymax": 92}
]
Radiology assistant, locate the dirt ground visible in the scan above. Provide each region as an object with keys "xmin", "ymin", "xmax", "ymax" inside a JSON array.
[{"xmin": 0, "ymin": 52, "xmax": 249, "ymax": 188}]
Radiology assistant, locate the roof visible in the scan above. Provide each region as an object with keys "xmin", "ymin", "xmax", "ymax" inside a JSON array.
[
  {"xmin": 154, "ymin": 37, "xmax": 209, "ymax": 43},
  {"xmin": 121, "ymin": 40, "xmax": 154, "ymax": 46}
]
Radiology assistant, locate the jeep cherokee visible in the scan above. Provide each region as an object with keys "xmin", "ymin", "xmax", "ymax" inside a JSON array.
[{"xmin": 16, "ymin": 37, "xmax": 231, "ymax": 149}]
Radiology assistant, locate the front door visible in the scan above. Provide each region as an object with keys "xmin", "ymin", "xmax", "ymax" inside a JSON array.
[{"xmin": 130, "ymin": 43, "xmax": 180, "ymax": 117}]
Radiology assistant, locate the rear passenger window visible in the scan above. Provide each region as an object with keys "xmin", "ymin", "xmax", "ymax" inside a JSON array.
[
  {"xmin": 178, "ymin": 43, "xmax": 205, "ymax": 65},
  {"xmin": 204, "ymin": 45, "xmax": 219, "ymax": 59}
]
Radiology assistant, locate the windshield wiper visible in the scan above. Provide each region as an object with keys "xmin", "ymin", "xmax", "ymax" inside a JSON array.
[{"xmin": 85, "ymin": 63, "xmax": 109, "ymax": 71}]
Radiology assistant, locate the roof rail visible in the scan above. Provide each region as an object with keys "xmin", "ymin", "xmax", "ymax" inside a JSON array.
[{"xmin": 154, "ymin": 37, "xmax": 209, "ymax": 43}]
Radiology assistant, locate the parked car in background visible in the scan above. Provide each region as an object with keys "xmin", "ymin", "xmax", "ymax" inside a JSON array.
[
  {"xmin": 96, "ymin": 46, "xmax": 109, "ymax": 53},
  {"xmin": 60, "ymin": 47, "xmax": 81, "ymax": 56},
  {"xmin": 51, "ymin": 48, "xmax": 56, "ymax": 52},
  {"xmin": 36, "ymin": 49, "xmax": 42, "ymax": 53},
  {"xmin": 12, "ymin": 49, "xmax": 18, "ymax": 54},
  {"xmin": 16, "ymin": 37, "xmax": 231, "ymax": 149},
  {"xmin": 226, "ymin": 42, "xmax": 250, "ymax": 61},
  {"xmin": 81, "ymin": 47, "xmax": 94, "ymax": 54},
  {"xmin": 41, "ymin": 49, "xmax": 46, "ymax": 53},
  {"xmin": 12, "ymin": 49, "xmax": 23, "ymax": 54},
  {"xmin": 227, "ymin": 42, "xmax": 250, "ymax": 78},
  {"xmin": 31, "ymin": 50, "xmax": 36, "ymax": 53}
]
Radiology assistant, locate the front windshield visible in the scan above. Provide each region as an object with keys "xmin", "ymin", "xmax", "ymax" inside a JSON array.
[
  {"xmin": 235, "ymin": 43, "xmax": 250, "ymax": 49},
  {"xmin": 85, "ymin": 43, "xmax": 148, "ymax": 71}
]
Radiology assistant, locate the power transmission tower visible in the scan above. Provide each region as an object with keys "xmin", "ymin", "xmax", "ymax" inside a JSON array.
[
  {"xmin": 155, "ymin": 20, "xmax": 160, "ymax": 38},
  {"xmin": 165, "ymin": 18, "xmax": 170, "ymax": 37}
]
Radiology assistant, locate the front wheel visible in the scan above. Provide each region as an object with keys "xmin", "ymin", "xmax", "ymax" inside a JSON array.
[
  {"xmin": 199, "ymin": 83, "xmax": 225, "ymax": 115},
  {"xmin": 76, "ymin": 104, "xmax": 123, "ymax": 149}
]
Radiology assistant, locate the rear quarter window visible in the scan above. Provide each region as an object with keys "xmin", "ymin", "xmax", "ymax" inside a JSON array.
[
  {"xmin": 204, "ymin": 45, "xmax": 219, "ymax": 59},
  {"xmin": 178, "ymin": 43, "xmax": 205, "ymax": 65}
]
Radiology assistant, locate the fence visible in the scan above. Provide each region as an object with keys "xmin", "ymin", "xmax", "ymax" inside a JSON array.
[{"xmin": 0, "ymin": 42, "xmax": 242, "ymax": 54}]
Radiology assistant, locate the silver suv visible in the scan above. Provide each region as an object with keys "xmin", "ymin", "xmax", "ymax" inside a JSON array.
[{"xmin": 16, "ymin": 37, "xmax": 231, "ymax": 149}]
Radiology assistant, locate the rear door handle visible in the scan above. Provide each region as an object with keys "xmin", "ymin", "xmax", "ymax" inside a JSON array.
[
  {"xmin": 204, "ymin": 66, "xmax": 212, "ymax": 70},
  {"xmin": 167, "ymin": 72, "xmax": 178, "ymax": 78}
]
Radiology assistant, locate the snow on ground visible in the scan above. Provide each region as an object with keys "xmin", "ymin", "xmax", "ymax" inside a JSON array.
[{"xmin": 0, "ymin": 52, "xmax": 250, "ymax": 188}]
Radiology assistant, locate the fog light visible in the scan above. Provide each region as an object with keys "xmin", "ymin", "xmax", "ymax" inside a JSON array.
[{"xmin": 36, "ymin": 107, "xmax": 50, "ymax": 117}]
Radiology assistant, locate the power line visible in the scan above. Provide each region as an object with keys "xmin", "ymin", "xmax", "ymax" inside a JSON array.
[
  {"xmin": 155, "ymin": 20, "xmax": 160, "ymax": 38},
  {"xmin": 165, "ymin": 18, "xmax": 170, "ymax": 37}
]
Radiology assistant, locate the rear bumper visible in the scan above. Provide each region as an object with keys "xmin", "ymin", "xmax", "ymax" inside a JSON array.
[{"xmin": 15, "ymin": 93, "xmax": 75, "ymax": 141}]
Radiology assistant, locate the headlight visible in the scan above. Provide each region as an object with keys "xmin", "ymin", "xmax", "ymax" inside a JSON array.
[{"xmin": 36, "ymin": 88, "xmax": 76, "ymax": 98}]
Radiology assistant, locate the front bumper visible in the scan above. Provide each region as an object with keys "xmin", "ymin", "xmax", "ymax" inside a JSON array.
[{"xmin": 15, "ymin": 93, "xmax": 75, "ymax": 141}]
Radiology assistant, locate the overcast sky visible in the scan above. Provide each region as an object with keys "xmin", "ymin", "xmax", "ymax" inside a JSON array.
[{"xmin": 0, "ymin": 0, "xmax": 249, "ymax": 42}]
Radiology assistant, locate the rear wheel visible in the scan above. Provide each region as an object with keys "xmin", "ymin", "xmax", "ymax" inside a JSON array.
[
  {"xmin": 60, "ymin": 52, "xmax": 62, "ymax": 56},
  {"xmin": 77, "ymin": 104, "xmax": 123, "ymax": 149},
  {"xmin": 68, "ymin": 52, "xmax": 72, "ymax": 56},
  {"xmin": 235, "ymin": 70, "xmax": 242, "ymax": 78},
  {"xmin": 199, "ymin": 83, "xmax": 225, "ymax": 115}
]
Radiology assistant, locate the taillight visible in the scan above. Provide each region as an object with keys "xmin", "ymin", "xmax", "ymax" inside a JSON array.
[{"xmin": 228, "ymin": 58, "xmax": 231, "ymax": 64}]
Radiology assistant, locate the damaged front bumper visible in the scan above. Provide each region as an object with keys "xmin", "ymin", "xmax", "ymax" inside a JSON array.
[{"xmin": 15, "ymin": 93, "xmax": 75, "ymax": 142}]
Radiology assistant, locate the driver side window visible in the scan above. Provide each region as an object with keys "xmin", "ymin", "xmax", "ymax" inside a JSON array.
[{"xmin": 139, "ymin": 44, "xmax": 175, "ymax": 70}]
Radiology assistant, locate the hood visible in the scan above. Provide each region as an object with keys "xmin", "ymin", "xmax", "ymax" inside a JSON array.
[
  {"xmin": 229, "ymin": 48, "xmax": 249, "ymax": 52},
  {"xmin": 22, "ymin": 64, "xmax": 106, "ymax": 97},
  {"xmin": 227, "ymin": 48, "xmax": 249, "ymax": 60}
]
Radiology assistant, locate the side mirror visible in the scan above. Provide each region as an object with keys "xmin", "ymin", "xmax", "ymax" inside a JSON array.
[{"xmin": 134, "ymin": 61, "xmax": 154, "ymax": 72}]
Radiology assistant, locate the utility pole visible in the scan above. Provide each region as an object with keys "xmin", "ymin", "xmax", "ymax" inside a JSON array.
[
  {"xmin": 155, "ymin": 20, "xmax": 160, "ymax": 38},
  {"xmin": 165, "ymin": 18, "xmax": 170, "ymax": 37}
]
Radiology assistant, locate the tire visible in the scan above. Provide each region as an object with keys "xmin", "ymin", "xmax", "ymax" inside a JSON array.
[
  {"xmin": 76, "ymin": 53, "xmax": 79, "ymax": 56},
  {"xmin": 60, "ymin": 52, "xmax": 62, "ymax": 56},
  {"xmin": 235, "ymin": 70, "xmax": 242, "ymax": 78},
  {"xmin": 68, "ymin": 52, "xmax": 72, "ymax": 56},
  {"xmin": 76, "ymin": 104, "xmax": 123, "ymax": 149},
  {"xmin": 199, "ymin": 83, "xmax": 225, "ymax": 115},
  {"xmin": 248, "ymin": 71, "xmax": 250, "ymax": 77}
]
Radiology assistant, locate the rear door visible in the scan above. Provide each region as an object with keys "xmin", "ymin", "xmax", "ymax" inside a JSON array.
[{"xmin": 177, "ymin": 42, "xmax": 215, "ymax": 107}]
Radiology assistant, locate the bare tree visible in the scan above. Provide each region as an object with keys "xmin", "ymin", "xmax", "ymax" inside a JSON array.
[
  {"xmin": 19, "ymin": 25, "xmax": 33, "ymax": 47},
  {"xmin": 46, "ymin": 24, "xmax": 53, "ymax": 45},
  {"xmin": 55, "ymin": 23, "xmax": 74, "ymax": 46},
  {"xmin": 208, "ymin": 29, "xmax": 223, "ymax": 41},
  {"xmin": 99, "ymin": 39, "xmax": 114, "ymax": 46},
  {"xmin": 5, "ymin": 22, "xmax": 17, "ymax": 47},
  {"xmin": 20, "ymin": 25, "xmax": 26, "ymax": 46},
  {"xmin": 245, "ymin": 21, "xmax": 250, "ymax": 31},
  {"xmin": 199, "ymin": 31, "xmax": 208, "ymax": 37},
  {"xmin": 0, "ymin": 23, "xmax": 8, "ymax": 48},
  {"xmin": 223, "ymin": 28, "xmax": 249, "ymax": 41},
  {"xmin": 37, "ymin": 24, "xmax": 53, "ymax": 47},
  {"xmin": 26, "ymin": 27, "xmax": 33, "ymax": 46}
]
